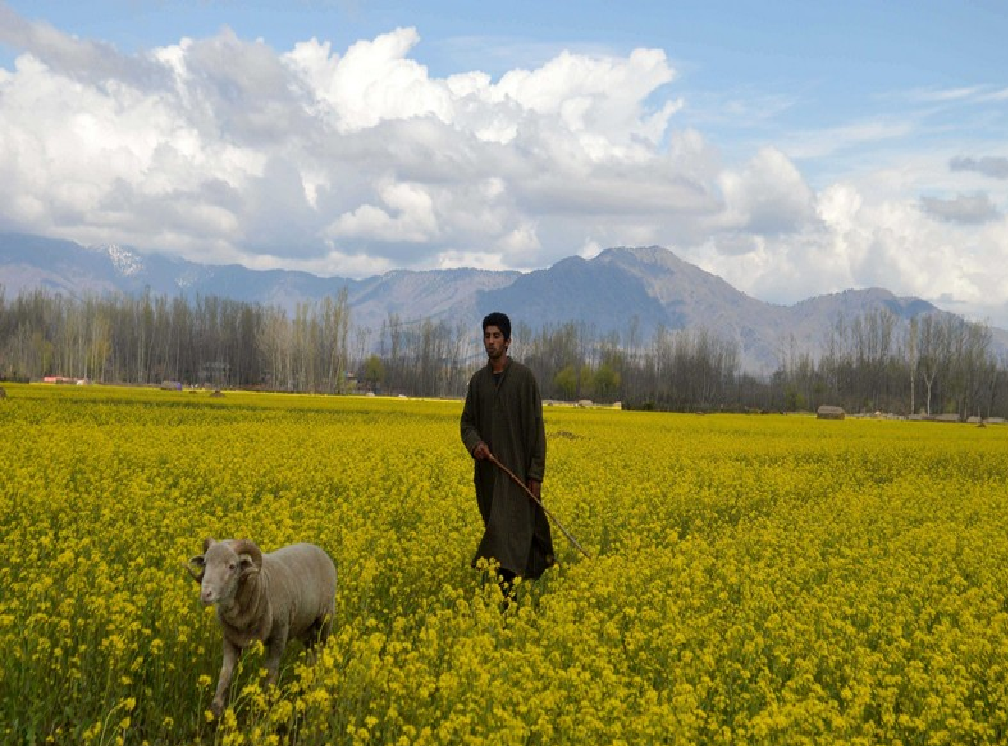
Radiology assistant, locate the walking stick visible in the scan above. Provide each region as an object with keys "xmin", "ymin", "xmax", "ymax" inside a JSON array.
[{"xmin": 487, "ymin": 452, "xmax": 592, "ymax": 560}]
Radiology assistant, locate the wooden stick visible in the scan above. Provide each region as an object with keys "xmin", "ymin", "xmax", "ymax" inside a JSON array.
[{"xmin": 487, "ymin": 453, "xmax": 592, "ymax": 560}]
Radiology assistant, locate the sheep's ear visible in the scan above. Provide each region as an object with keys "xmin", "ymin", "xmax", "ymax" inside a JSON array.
[
  {"xmin": 202, "ymin": 537, "xmax": 214, "ymax": 553},
  {"xmin": 187, "ymin": 555, "xmax": 206, "ymax": 582},
  {"xmin": 238, "ymin": 554, "xmax": 260, "ymax": 577}
]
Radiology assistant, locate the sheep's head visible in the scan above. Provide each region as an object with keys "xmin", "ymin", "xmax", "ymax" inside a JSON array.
[{"xmin": 189, "ymin": 538, "xmax": 262, "ymax": 607}]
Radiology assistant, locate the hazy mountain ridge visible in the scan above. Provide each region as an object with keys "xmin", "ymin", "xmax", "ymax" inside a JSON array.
[{"xmin": 1, "ymin": 232, "xmax": 1003, "ymax": 373}]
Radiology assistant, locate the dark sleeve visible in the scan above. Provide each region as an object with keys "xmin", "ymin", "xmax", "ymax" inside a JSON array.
[
  {"xmin": 460, "ymin": 375, "xmax": 482, "ymax": 455},
  {"xmin": 526, "ymin": 371, "xmax": 546, "ymax": 482}
]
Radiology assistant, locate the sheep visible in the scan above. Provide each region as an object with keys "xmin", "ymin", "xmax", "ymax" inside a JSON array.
[{"xmin": 187, "ymin": 537, "xmax": 337, "ymax": 716}]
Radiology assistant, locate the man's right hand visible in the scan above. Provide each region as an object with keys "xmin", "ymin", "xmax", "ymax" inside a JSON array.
[{"xmin": 472, "ymin": 441, "xmax": 491, "ymax": 461}]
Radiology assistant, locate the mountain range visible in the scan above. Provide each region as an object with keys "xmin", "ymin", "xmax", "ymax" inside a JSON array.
[{"xmin": 1, "ymin": 231, "xmax": 1003, "ymax": 373}]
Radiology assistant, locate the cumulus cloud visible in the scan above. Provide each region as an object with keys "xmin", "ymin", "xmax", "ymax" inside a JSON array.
[
  {"xmin": 693, "ymin": 176, "xmax": 1008, "ymax": 331},
  {"xmin": 717, "ymin": 147, "xmax": 817, "ymax": 236},
  {"xmin": 0, "ymin": 14, "xmax": 719, "ymax": 271},
  {"xmin": 2, "ymin": 6, "xmax": 1008, "ymax": 327}
]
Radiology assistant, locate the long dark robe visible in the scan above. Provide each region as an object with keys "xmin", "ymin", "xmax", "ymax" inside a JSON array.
[{"xmin": 460, "ymin": 357, "xmax": 555, "ymax": 579}]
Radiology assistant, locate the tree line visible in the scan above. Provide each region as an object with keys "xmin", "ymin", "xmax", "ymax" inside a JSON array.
[
  {"xmin": 1, "ymin": 287, "xmax": 1006, "ymax": 418},
  {"xmin": 776, "ymin": 310, "xmax": 1004, "ymax": 419},
  {"xmin": 0, "ymin": 287, "xmax": 351, "ymax": 393},
  {"xmin": 500, "ymin": 312, "xmax": 1005, "ymax": 419}
]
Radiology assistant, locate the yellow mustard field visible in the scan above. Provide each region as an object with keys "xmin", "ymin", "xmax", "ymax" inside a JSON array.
[{"xmin": 3, "ymin": 384, "xmax": 1008, "ymax": 746}]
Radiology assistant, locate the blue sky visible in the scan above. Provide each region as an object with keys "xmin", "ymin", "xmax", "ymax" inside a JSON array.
[{"xmin": 1, "ymin": 0, "xmax": 1007, "ymax": 325}]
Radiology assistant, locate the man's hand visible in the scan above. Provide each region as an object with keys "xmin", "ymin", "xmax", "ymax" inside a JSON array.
[
  {"xmin": 472, "ymin": 441, "xmax": 491, "ymax": 461},
  {"xmin": 527, "ymin": 478, "xmax": 541, "ymax": 500}
]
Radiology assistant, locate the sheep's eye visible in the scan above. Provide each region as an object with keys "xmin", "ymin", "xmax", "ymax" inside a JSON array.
[{"xmin": 228, "ymin": 562, "xmax": 237, "ymax": 571}]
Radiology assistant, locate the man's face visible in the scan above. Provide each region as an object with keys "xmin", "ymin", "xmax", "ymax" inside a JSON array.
[{"xmin": 484, "ymin": 325, "xmax": 509, "ymax": 361}]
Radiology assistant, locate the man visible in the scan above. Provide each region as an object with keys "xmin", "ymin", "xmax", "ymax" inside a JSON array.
[{"xmin": 461, "ymin": 312, "xmax": 555, "ymax": 590}]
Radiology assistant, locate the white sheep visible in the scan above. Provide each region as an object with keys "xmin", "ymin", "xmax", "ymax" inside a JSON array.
[{"xmin": 187, "ymin": 537, "xmax": 337, "ymax": 716}]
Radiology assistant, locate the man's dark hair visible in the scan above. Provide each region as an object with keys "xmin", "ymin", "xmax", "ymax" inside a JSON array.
[{"xmin": 482, "ymin": 312, "xmax": 512, "ymax": 341}]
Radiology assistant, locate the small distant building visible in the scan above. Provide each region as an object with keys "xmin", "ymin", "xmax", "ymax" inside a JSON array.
[
  {"xmin": 817, "ymin": 405, "xmax": 846, "ymax": 420},
  {"xmin": 43, "ymin": 376, "xmax": 84, "ymax": 385}
]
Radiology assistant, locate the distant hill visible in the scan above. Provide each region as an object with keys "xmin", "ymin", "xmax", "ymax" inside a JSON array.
[{"xmin": 1, "ymin": 231, "xmax": 1003, "ymax": 373}]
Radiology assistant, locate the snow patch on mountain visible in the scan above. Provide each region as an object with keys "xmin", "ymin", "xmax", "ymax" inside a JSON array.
[
  {"xmin": 175, "ymin": 268, "xmax": 210, "ymax": 290},
  {"xmin": 107, "ymin": 245, "xmax": 144, "ymax": 277}
]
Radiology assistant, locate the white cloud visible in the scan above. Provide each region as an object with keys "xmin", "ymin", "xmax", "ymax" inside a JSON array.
[
  {"xmin": 495, "ymin": 221, "xmax": 541, "ymax": 260},
  {"xmin": 904, "ymin": 85, "xmax": 1008, "ymax": 105},
  {"xmin": 432, "ymin": 249, "xmax": 508, "ymax": 272},
  {"xmin": 694, "ymin": 177, "xmax": 1008, "ymax": 328},
  {"xmin": 905, "ymin": 85, "xmax": 989, "ymax": 104},
  {"xmin": 2, "ymin": 7, "xmax": 1008, "ymax": 328},
  {"xmin": 327, "ymin": 181, "xmax": 438, "ymax": 243},
  {"xmin": 716, "ymin": 147, "xmax": 816, "ymax": 235},
  {"xmin": 294, "ymin": 28, "xmax": 458, "ymax": 133},
  {"xmin": 578, "ymin": 239, "xmax": 603, "ymax": 260}
]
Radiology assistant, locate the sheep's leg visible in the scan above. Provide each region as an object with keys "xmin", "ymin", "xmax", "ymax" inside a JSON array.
[
  {"xmin": 313, "ymin": 613, "xmax": 334, "ymax": 661},
  {"xmin": 212, "ymin": 639, "xmax": 242, "ymax": 717},
  {"xmin": 263, "ymin": 626, "xmax": 288, "ymax": 687},
  {"xmin": 318, "ymin": 611, "xmax": 333, "ymax": 645},
  {"xmin": 300, "ymin": 614, "xmax": 331, "ymax": 664}
]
